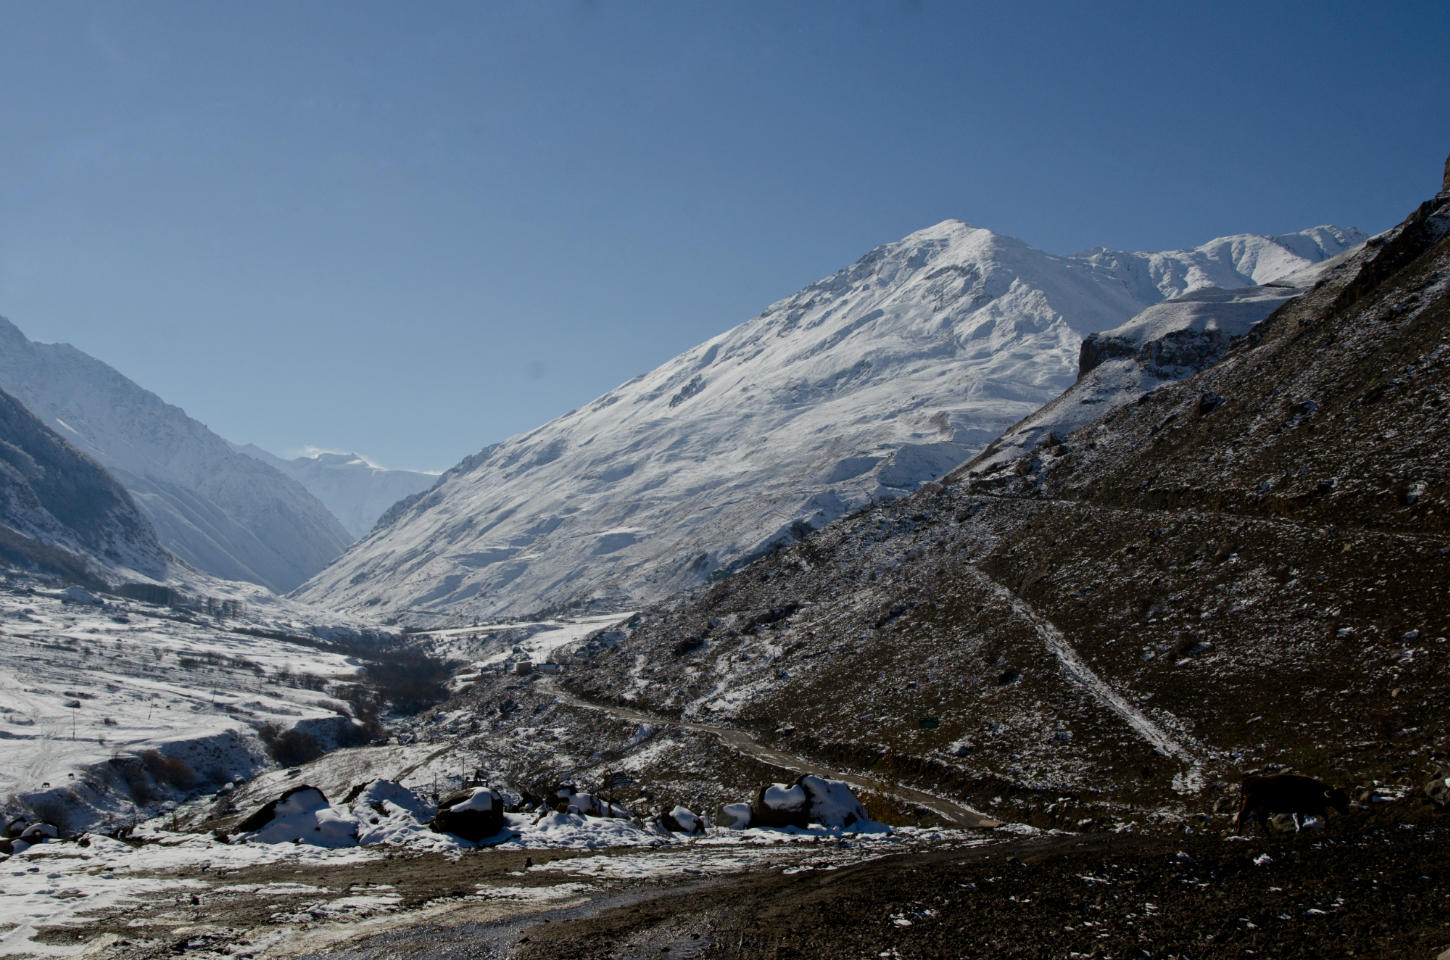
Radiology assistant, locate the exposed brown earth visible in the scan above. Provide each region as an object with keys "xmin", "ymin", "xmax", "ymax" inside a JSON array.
[{"xmin": 514, "ymin": 818, "xmax": 1450, "ymax": 960}]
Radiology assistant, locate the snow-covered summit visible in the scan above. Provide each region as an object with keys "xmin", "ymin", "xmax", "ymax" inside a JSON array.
[
  {"xmin": 296, "ymin": 219, "xmax": 1362, "ymax": 622},
  {"xmin": 237, "ymin": 445, "xmax": 438, "ymax": 540},
  {"xmin": 0, "ymin": 317, "xmax": 353, "ymax": 593}
]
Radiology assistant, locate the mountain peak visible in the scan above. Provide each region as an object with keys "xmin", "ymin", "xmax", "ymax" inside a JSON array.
[{"xmin": 298, "ymin": 214, "xmax": 1360, "ymax": 621}]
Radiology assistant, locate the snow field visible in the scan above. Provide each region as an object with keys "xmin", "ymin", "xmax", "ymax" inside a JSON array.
[{"xmin": 0, "ymin": 585, "xmax": 367, "ymax": 831}]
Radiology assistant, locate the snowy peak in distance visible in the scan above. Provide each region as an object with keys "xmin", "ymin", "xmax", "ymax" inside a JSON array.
[
  {"xmin": 237, "ymin": 445, "xmax": 438, "ymax": 541},
  {"xmin": 296, "ymin": 217, "xmax": 1362, "ymax": 623}
]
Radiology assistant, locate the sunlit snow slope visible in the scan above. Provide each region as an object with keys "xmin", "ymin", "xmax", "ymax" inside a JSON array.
[
  {"xmin": 0, "ymin": 318, "xmax": 352, "ymax": 593},
  {"xmin": 298, "ymin": 221, "xmax": 1361, "ymax": 622}
]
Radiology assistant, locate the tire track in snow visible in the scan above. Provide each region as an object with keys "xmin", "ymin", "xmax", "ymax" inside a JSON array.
[
  {"xmin": 541, "ymin": 678, "xmax": 1001, "ymax": 830},
  {"xmin": 968, "ymin": 567, "xmax": 1205, "ymax": 793}
]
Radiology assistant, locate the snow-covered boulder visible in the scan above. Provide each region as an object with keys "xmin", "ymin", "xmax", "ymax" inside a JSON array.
[
  {"xmin": 60, "ymin": 586, "xmax": 100, "ymax": 605},
  {"xmin": 549, "ymin": 784, "xmax": 632, "ymax": 819},
  {"xmin": 658, "ymin": 805, "xmax": 705, "ymax": 835},
  {"xmin": 235, "ymin": 785, "xmax": 358, "ymax": 848},
  {"xmin": 346, "ymin": 781, "xmax": 434, "ymax": 846},
  {"xmin": 748, "ymin": 775, "xmax": 869, "ymax": 829},
  {"xmin": 19, "ymin": 822, "xmax": 59, "ymax": 842},
  {"xmin": 717, "ymin": 802, "xmax": 752, "ymax": 830},
  {"xmin": 430, "ymin": 787, "xmax": 506, "ymax": 842}
]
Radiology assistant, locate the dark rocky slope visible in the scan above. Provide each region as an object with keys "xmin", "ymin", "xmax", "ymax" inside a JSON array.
[{"xmin": 0, "ymin": 385, "xmax": 168, "ymax": 584}]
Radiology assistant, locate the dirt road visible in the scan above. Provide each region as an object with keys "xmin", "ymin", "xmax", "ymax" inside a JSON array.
[{"xmin": 542, "ymin": 677, "xmax": 1000, "ymax": 829}]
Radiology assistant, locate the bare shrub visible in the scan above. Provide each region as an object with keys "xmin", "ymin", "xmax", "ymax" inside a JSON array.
[
  {"xmin": 362, "ymin": 648, "xmax": 454, "ymax": 714},
  {"xmin": 139, "ymin": 749, "xmax": 197, "ymax": 790},
  {"xmin": 258, "ymin": 724, "xmax": 323, "ymax": 767}
]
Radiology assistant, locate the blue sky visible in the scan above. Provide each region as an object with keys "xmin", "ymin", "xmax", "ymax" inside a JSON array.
[{"xmin": 1, "ymin": 1, "xmax": 1444, "ymax": 472}]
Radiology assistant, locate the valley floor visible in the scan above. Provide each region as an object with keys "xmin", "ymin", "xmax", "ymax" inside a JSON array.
[{"xmin": 12, "ymin": 818, "xmax": 1446, "ymax": 960}]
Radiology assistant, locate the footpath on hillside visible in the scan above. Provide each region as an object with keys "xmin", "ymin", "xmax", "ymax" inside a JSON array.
[{"xmin": 541, "ymin": 677, "xmax": 999, "ymax": 830}]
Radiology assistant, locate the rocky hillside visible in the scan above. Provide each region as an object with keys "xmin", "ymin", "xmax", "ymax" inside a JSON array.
[
  {"xmin": 297, "ymin": 221, "xmax": 1359, "ymax": 622},
  {"xmin": 0, "ymin": 386, "xmax": 168, "ymax": 585},
  {"xmin": 463, "ymin": 180, "xmax": 1447, "ymax": 829},
  {"xmin": 0, "ymin": 318, "xmax": 352, "ymax": 593}
]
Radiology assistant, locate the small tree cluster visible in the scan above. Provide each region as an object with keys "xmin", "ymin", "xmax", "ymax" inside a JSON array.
[
  {"xmin": 257, "ymin": 724, "xmax": 323, "ymax": 767},
  {"xmin": 361, "ymin": 647, "xmax": 454, "ymax": 715}
]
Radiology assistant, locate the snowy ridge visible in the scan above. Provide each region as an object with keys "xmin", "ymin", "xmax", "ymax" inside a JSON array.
[
  {"xmin": 237, "ymin": 445, "xmax": 438, "ymax": 540},
  {"xmin": 297, "ymin": 221, "xmax": 1362, "ymax": 621},
  {"xmin": 0, "ymin": 317, "xmax": 353, "ymax": 593},
  {"xmin": 966, "ymin": 246, "xmax": 1362, "ymax": 476}
]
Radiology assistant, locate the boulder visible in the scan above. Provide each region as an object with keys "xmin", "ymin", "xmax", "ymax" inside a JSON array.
[
  {"xmin": 235, "ymin": 785, "xmax": 358, "ymax": 848},
  {"xmin": 347, "ymin": 781, "xmax": 434, "ymax": 845},
  {"xmin": 430, "ymin": 787, "xmax": 506, "ymax": 842},
  {"xmin": 717, "ymin": 802, "xmax": 752, "ymax": 829},
  {"xmin": 346, "ymin": 780, "xmax": 433, "ymax": 820},
  {"xmin": 747, "ymin": 775, "xmax": 869, "ymax": 829},
  {"xmin": 1425, "ymin": 772, "xmax": 1450, "ymax": 809},
  {"xmin": 19, "ymin": 822, "xmax": 58, "ymax": 842},
  {"xmin": 549, "ymin": 784, "xmax": 631, "ymax": 819},
  {"xmin": 750, "ymin": 781, "xmax": 810, "ymax": 828},
  {"xmin": 659, "ymin": 805, "xmax": 705, "ymax": 835}
]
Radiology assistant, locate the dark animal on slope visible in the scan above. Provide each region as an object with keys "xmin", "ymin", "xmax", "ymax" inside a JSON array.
[{"xmin": 1234, "ymin": 773, "xmax": 1350, "ymax": 835}]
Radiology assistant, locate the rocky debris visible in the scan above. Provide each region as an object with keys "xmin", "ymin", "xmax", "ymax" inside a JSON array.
[
  {"xmin": 429, "ymin": 787, "xmax": 506, "ymax": 842},
  {"xmin": 508, "ymin": 823, "xmax": 1450, "ymax": 960},
  {"xmin": 548, "ymin": 784, "xmax": 632, "ymax": 819}
]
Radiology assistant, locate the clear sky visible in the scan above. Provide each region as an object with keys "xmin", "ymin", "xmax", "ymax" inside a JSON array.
[{"xmin": 1, "ymin": 1, "xmax": 1445, "ymax": 472}]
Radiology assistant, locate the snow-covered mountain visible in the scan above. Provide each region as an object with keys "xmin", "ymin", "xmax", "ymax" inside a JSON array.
[
  {"xmin": 236, "ymin": 446, "xmax": 438, "ymax": 541},
  {"xmin": 296, "ymin": 221, "xmax": 1362, "ymax": 621},
  {"xmin": 0, "ymin": 384, "xmax": 169, "ymax": 584},
  {"xmin": 966, "ymin": 246, "xmax": 1362, "ymax": 476},
  {"xmin": 0, "ymin": 318, "xmax": 353, "ymax": 593}
]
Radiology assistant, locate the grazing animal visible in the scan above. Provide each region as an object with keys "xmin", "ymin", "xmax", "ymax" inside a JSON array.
[{"xmin": 1234, "ymin": 773, "xmax": 1350, "ymax": 835}]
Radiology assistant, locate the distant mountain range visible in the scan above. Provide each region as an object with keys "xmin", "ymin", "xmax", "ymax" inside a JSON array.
[
  {"xmin": 296, "ymin": 220, "xmax": 1363, "ymax": 622},
  {"xmin": 0, "ymin": 317, "xmax": 352, "ymax": 593},
  {"xmin": 235, "ymin": 446, "xmax": 437, "ymax": 540}
]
